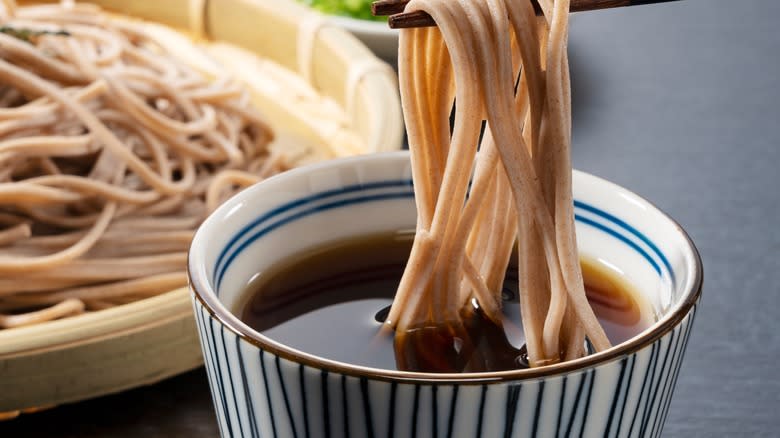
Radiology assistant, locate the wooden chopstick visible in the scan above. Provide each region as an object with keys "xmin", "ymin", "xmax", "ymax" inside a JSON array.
[{"xmin": 372, "ymin": 0, "xmax": 681, "ymax": 29}]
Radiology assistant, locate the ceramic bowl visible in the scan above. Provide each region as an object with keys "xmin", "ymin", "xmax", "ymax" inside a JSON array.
[{"xmin": 188, "ymin": 151, "xmax": 702, "ymax": 438}]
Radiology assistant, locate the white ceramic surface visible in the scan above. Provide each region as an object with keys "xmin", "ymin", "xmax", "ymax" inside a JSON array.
[
  {"xmin": 330, "ymin": 16, "xmax": 399, "ymax": 61},
  {"xmin": 189, "ymin": 151, "xmax": 702, "ymax": 438}
]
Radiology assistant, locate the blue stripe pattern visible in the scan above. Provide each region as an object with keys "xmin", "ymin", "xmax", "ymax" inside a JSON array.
[
  {"xmin": 213, "ymin": 179, "xmax": 673, "ymax": 292},
  {"xmin": 193, "ymin": 297, "xmax": 698, "ymax": 438},
  {"xmin": 574, "ymin": 200, "xmax": 674, "ymax": 281},
  {"xmin": 213, "ymin": 180, "xmax": 413, "ymax": 290},
  {"xmin": 574, "ymin": 215, "xmax": 662, "ymax": 276}
]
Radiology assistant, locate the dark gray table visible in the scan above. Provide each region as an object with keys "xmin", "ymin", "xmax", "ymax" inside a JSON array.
[
  {"xmin": 2, "ymin": 0, "xmax": 778, "ymax": 436},
  {"xmin": 570, "ymin": 1, "xmax": 780, "ymax": 436}
]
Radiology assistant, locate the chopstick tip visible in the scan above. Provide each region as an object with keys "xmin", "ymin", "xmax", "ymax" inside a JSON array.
[{"xmin": 372, "ymin": 0, "xmax": 408, "ymax": 17}]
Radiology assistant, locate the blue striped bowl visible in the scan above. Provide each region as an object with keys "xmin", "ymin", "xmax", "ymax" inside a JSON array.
[{"xmin": 188, "ymin": 151, "xmax": 702, "ymax": 438}]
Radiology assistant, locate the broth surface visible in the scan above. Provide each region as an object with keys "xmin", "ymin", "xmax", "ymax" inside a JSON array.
[{"xmin": 240, "ymin": 232, "xmax": 655, "ymax": 371}]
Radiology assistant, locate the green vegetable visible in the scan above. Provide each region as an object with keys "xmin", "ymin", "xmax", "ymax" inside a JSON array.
[
  {"xmin": 298, "ymin": 0, "xmax": 387, "ymax": 22},
  {"xmin": 0, "ymin": 26, "xmax": 70, "ymax": 44}
]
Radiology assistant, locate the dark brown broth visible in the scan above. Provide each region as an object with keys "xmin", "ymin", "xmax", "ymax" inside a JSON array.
[{"xmin": 240, "ymin": 232, "xmax": 655, "ymax": 372}]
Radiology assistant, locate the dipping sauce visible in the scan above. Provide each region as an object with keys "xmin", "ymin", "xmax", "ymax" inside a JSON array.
[{"xmin": 239, "ymin": 232, "xmax": 655, "ymax": 372}]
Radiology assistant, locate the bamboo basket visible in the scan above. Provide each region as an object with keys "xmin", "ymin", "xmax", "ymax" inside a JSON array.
[{"xmin": 0, "ymin": 0, "xmax": 403, "ymax": 411}]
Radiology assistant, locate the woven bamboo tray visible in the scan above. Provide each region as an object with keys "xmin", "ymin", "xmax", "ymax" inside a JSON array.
[{"xmin": 0, "ymin": 0, "xmax": 403, "ymax": 412}]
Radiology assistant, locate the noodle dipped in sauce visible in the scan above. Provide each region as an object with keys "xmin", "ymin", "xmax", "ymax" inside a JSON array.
[
  {"xmin": 387, "ymin": 0, "xmax": 612, "ymax": 369},
  {"xmin": 240, "ymin": 233, "xmax": 655, "ymax": 372}
]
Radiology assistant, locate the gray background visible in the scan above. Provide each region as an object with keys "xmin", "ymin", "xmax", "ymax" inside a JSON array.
[
  {"xmin": 2, "ymin": 0, "xmax": 778, "ymax": 436},
  {"xmin": 570, "ymin": 0, "xmax": 780, "ymax": 436}
]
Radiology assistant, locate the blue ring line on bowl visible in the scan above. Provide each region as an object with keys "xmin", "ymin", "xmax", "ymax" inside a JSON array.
[
  {"xmin": 189, "ymin": 174, "xmax": 701, "ymax": 383},
  {"xmin": 212, "ymin": 179, "xmax": 673, "ymax": 292}
]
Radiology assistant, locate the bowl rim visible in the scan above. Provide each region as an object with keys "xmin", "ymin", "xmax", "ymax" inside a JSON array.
[{"xmin": 188, "ymin": 151, "xmax": 703, "ymax": 385}]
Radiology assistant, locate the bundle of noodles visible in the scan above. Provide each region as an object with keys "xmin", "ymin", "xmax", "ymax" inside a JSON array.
[
  {"xmin": 0, "ymin": 2, "xmax": 295, "ymax": 328},
  {"xmin": 388, "ymin": 0, "xmax": 612, "ymax": 371}
]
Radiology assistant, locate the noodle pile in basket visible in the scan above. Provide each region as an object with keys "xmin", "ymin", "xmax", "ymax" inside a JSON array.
[{"xmin": 0, "ymin": 2, "xmax": 321, "ymax": 328}]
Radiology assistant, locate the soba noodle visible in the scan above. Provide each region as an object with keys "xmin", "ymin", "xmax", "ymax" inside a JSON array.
[
  {"xmin": 389, "ymin": 0, "xmax": 611, "ymax": 367},
  {"xmin": 0, "ymin": 2, "xmax": 289, "ymax": 328}
]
